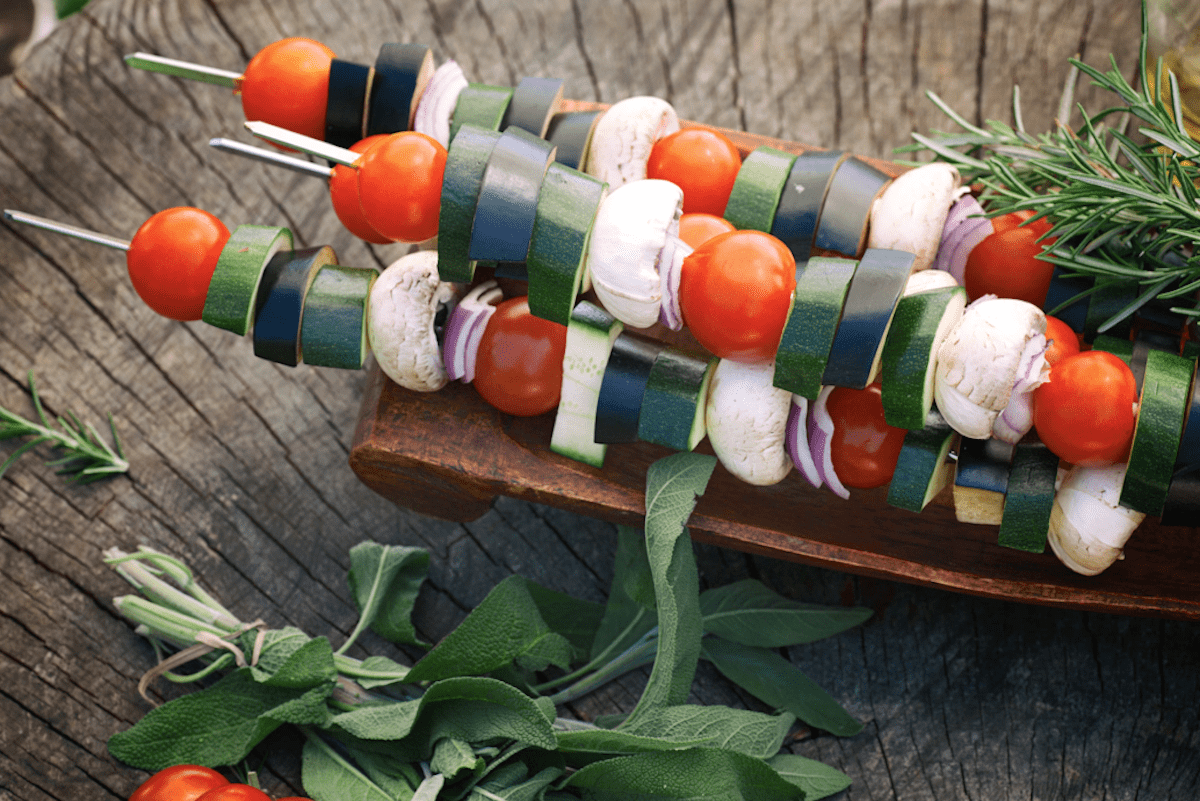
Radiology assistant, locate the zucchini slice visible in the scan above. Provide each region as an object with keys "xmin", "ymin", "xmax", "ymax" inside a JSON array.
[
  {"xmin": 450, "ymin": 83, "xmax": 514, "ymax": 142},
  {"xmin": 887, "ymin": 411, "xmax": 957, "ymax": 512},
  {"xmin": 526, "ymin": 163, "xmax": 607, "ymax": 326},
  {"xmin": 879, "ymin": 285, "xmax": 967, "ymax": 429},
  {"xmin": 723, "ymin": 145, "xmax": 798, "ymax": 233},
  {"xmin": 773, "ymin": 257, "xmax": 856, "ymax": 400},
  {"xmin": 253, "ymin": 246, "xmax": 336, "ymax": 366},
  {"xmin": 552, "ymin": 301, "xmax": 625, "ymax": 467},
  {"xmin": 437, "ymin": 125, "xmax": 502, "ymax": 282},
  {"xmin": 325, "ymin": 59, "xmax": 372, "ymax": 148},
  {"xmin": 1160, "ymin": 467, "xmax": 1200, "ymax": 526},
  {"xmin": 1120, "ymin": 348, "xmax": 1195, "ymax": 515},
  {"xmin": 953, "ymin": 437, "xmax": 1011, "ymax": 525},
  {"xmin": 204, "ymin": 225, "xmax": 294, "ymax": 336},
  {"xmin": 769, "ymin": 149, "xmax": 847, "ymax": 262},
  {"xmin": 469, "ymin": 127, "xmax": 557, "ymax": 264},
  {"xmin": 997, "ymin": 442, "xmax": 1060, "ymax": 553},
  {"xmin": 1175, "ymin": 358, "xmax": 1200, "ymax": 468},
  {"xmin": 299, "ymin": 265, "xmax": 377, "ymax": 369},
  {"xmin": 1043, "ymin": 266, "xmax": 1091, "ymax": 333},
  {"xmin": 366, "ymin": 43, "xmax": 433, "ymax": 134},
  {"xmin": 1083, "ymin": 277, "xmax": 1134, "ymax": 342},
  {"xmin": 595, "ymin": 332, "xmax": 664, "ymax": 444},
  {"xmin": 638, "ymin": 348, "xmax": 716, "ymax": 452},
  {"xmin": 546, "ymin": 110, "xmax": 604, "ymax": 170},
  {"xmin": 813, "ymin": 157, "xmax": 890, "ymax": 257},
  {"xmin": 822, "ymin": 248, "xmax": 914, "ymax": 390},
  {"xmin": 501, "ymin": 76, "xmax": 565, "ymax": 138}
]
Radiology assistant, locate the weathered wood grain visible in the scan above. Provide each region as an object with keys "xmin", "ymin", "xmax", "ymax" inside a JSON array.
[{"xmin": 1, "ymin": 1, "xmax": 1197, "ymax": 799}]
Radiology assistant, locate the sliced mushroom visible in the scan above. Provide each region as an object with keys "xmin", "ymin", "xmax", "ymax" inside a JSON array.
[
  {"xmin": 584, "ymin": 96, "xmax": 679, "ymax": 189},
  {"xmin": 1048, "ymin": 462, "xmax": 1146, "ymax": 576},
  {"xmin": 586, "ymin": 178, "xmax": 683, "ymax": 329},
  {"xmin": 868, "ymin": 162, "xmax": 967, "ymax": 272},
  {"xmin": 934, "ymin": 296, "xmax": 1049, "ymax": 439},
  {"xmin": 902, "ymin": 268, "xmax": 959, "ymax": 296},
  {"xmin": 368, "ymin": 250, "xmax": 458, "ymax": 392},
  {"xmin": 705, "ymin": 359, "xmax": 793, "ymax": 485}
]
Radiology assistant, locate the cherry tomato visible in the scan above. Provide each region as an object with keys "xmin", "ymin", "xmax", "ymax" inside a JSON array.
[
  {"xmin": 239, "ymin": 38, "xmax": 334, "ymax": 144},
  {"xmin": 473, "ymin": 297, "xmax": 567, "ymax": 416},
  {"xmin": 1042, "ymin": 314, "xmax": 1081, "ymax": 366},
  {"xmin": 964, "ymin": 214, "xmax": 1056, "ymax": 306},
  {"xmin": 356, "ymin": 132, "xmax": 447, "ymax": 243},
  {"xmin": 129, "ymin": 765, "xmax": 228, "ymax": 801},
  {"xmin": 194, "ymin": 784, "xmax": 271, "ymax": 801},
  {"xmin": 126, "ymin": 207, "xmax": 231, "ymax": 321},
  {"xmin": 824, "ymin": 382, "xmax": 907, "ymax": 489},
  {"xmin": 646, "ymin": 128, "xmax": 743, "ymax": 215},
  {"xmin": 1033, "ymin": 350, "xmax": 1137, "ymax": 466},
  {"xmin": 329, "ymin": 135, "xmax": 392, "ymax": 244},
  {"xmin": 678, "ymin": 229, "xmax": 796, "ymax": 362},
  {"xmin": 677, "ymin": 212, "xmax": 735, "ymax": 250}
]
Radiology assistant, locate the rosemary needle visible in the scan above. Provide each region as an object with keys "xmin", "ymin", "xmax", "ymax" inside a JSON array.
[{"xmin": 0, "ymin": 370, "xmax": 129, "ymax": 483}]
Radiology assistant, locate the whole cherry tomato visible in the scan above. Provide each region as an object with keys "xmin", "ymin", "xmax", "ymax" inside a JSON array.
[
  {"xmin": 329, "ymin": 135, "xmax": 392, "ymax": 244},
  {"xmin": 965, "ymin": 213, "xmax": 1056, "ymax": 306},
  {"xmin": 677, "ymin": 212, "xmax": 736, "ymax": 250},
  {"xmin": 678, "ymin": 229, "xmax": 796, "ymax": 362},
  {"xmin": 357, "ymin": 132, "xmax": 447, "ymax": 243},
  {"xmin": 194, "ymin": 784, "xmax": 271, "ymax": 801},
  {"xmin": 126, "ymin": 207, "xmax": 231, "ymax": 321},
  {"xmin": 1042, "ymin": 314, "xmax": 1081, "ymax": 366},
  {"xmin": 989, "ymin": 209, "xmax": 1053, "ymax": 237},
  {"xmin": 129, "ymin": 765, "xmax": 228, "ymax": 801},
  {"xmin": 239, "ymin": 38, "xmax": 335, "ymax": 144},
  {"xmin": 1033, "ymin": 350, "xmax": 1137, "ymax": 466},
  {"xmin": 646, "ymin": 127, "xmax": 743, "ymax": 215},
  {"xmin": 824, "ymin": 382, "xmax": 907, "ymax": 489},
  {"xmin": 473, "ymin": 297, "xmax": 567, "ymax": 416}
]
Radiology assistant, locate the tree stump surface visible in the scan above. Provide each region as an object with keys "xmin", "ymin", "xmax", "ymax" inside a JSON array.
[{"xmin": 1, "ymin": 1, "xmax": 1197, "ymax": 799}]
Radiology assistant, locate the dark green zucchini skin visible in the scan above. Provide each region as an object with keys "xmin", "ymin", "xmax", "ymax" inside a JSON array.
[
  {"xmin": 468, "ymin": 127, "xmax": 556, "ymax": 264},
  {"xmin": 770, "ymin": 149, "xmax": 847, "ymax": 262},
  {"xmin": 998, "ymin": 442, "xmax": 1059, "ymax": 553},
  {"xmin": 821, "ymin": 248, "xmax": 913, "ymax": 389},
  {"xmin": 367, "ymin": 43, "xmax": 431, "ymax": 135},
  {"xmin": 253, "ymin": 247, "xmax": 333, "ymax": 367},
  {"xmin": 595, "ymin": 333, "xmax": 663, "ymax": 444},
  {"xmin": 325, "ymin": 58, "xmax": 371, "ymax": 148}
]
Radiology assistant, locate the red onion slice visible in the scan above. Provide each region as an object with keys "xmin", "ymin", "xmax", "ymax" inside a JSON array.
[
  {"xmin": 933, "ymin": 194, "xmax": 993, "ymax": 283},
  {"xmin": 443, "ymin": 280, "xmax": 502, "ymax": 382},
  {"xmin": 785, "ymin": 395, "xmax": 822, "ymax": 489},
  {"xmin": 808, "ymin": 386, "xmax": 850, "ymax": 500},
  {"xmin": 992, "ymin": 333, "xmax": 1050, "ymax": 443},
  {"xmin": 414, "ymin": 60, "xmax": 469, "ymax": 148},
  {"xmin": 657, "ymin": 232, "xmax": 691, "ymax": 330}
]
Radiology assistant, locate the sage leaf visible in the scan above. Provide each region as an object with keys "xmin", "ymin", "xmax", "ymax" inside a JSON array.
[
  {"xmin": 767, "ymin": 753, "xmax": 852, "ymax": 801},
  {"xmin": 241, "ymin": 627, "xmax": 311, "ymax": 683},
  {"xmin": 331, "ymin": 698, "xmax": 421, "ymax": 740},
  {"xmin": 344, "ymin": 744, "xmax": 422, "ymax": 800},
  {"xmin": 346, "ymin": 542, "xmax": 431, "ymax": 648},
  {"xmin": 588, "ymin": 526, "xmax": 656, "ymax": 663},
  {"xmin": 432, "ymin": 737, "xmax": 483, "ymax": 781},
  {"xmin": 524, "ymin": 579, "xmax": 606, "ymax": 659},
  {"xmin": 620, "ymin": 705, "xmax": 794, "ymax": 760},
  {"xmin": 700, "ymin": 580, "xmax": 872, "ymax": 647},
  {"xmin": 352, "ymin": 655, "xmax": 412, "ymax": 689},
  {"xmin": 469, "ymin": 766, "xmax": 561, "ymax": 801},
  {"xmin": 108, "ymin": 668, "xmax": 334, "ymax": 771},
  {"xmin": 412, "ymin": 773, "xmax": 445, "ymax": 801},
  {"xmin": 623, "ymin": 453, "xmax": 716, "ymax": 725},
  {"xmin": 405, "ymin": 576, "xmax": 572, "ymax": 683},
  {"xmin": 301, "ymin": 735, "xmax": 402, "ymax": 801},
  {"xmin": 555, "ymin": 727, "xmax": 712, "ymax": 766},
  {"xmin": 702, "ymin": 637, "xmax": 863, "ymax": 736},
  {"xmin": 250, "ymin": 633, "xmax": 336, "ymax": 689},
  {"xmin": 562, "ymin": 748, "xmax": 803, "ymax": 800}
]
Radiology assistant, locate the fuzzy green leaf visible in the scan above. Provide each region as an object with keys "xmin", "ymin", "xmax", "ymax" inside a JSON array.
[
  {"xmin": 244, "ymin": 631, "xmax": 337, "ymax": 689},
  {"xmin": 619, "ymin": 706, "xmax": 794, "ymax": 760},
  {"xmin": 589, "ymin": 527, "xmax": 656, "ymax": 663},
  {"xmin": 767, "ymin": 754, "xmax": 852, "ymax": 801},
  {"xmin": 352, "ymin": 655, "xmax": 412, "ymax": 689},
  {"xmin": 347, "ymin": 542, "xmax": 430, "ymax": 648},
  {"xmin": 301, "ymin": 736, "xmax": 404, "ymax": 801},
  {"xmin": 469, "ymin": 767, "xmax": 561, "ymax": 801},
  {"xmin": 431, "ymin": 737, "xmax": 484, "ymax": 781},
  {"xmin": 700, "ymin": 580, "xmax": 872, "ymax": 647},
  {"xmin": 562, "ymin": 748, "xmax": 803, "ymax": 800},
  {"xmin": 524, "ymin": 580, "xmax": 606, "ymax": 660}
]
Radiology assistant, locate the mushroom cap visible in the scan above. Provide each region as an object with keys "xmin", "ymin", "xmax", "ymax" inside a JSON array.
[
  {"xmin": 1048, "ymin": 463, "xmax": 1145, "ymax": 575},
  {"xmin": 705, "ymin": 359, "xmax": 793, "ymax": 485},
  {"xmin": 586, "ymin": 178, "xmax": 682, "ymax": 329},
  {"xmin": 584, "ymin": 96, "xmax": 680, "ymax": 189},
  {"xmin": 368, "ymin": 250, "xmax": 458, "ymax": 392},
  {"xmin": 868, "ymin": 162, "xmax": 966, "ymax": 272}
]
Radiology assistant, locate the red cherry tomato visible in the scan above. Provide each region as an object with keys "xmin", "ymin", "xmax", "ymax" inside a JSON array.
[
  {"xmin": 989, "ymin": 209, "xmax": 1053, "ymax": 238},
  {"xmin": 239, "ymin": 38, "xmax": 334, "ymax": 144},
  {"xmin": 1033, "ymin": 350, "xmax": 1137, "ymax": 466},
  {"xmin": 129, "ymin": 765, "xmax": 228, "ymax": 801},
  {"xmin": 194, "ymin": 784, "xmax": 271, "ymax": 801},
  {"xmin": 678, "ymin": 229, "xmax": 796, "ymax": 362},
  {"xmin": 329, "ymin": 135, "xmax": 392, "ymax": 244},
  {"xmin": 473, "ymin": 297, "xmax": 567, "ymax": 417},
  {"xmin": 824, "ymin": 382, "xmax": 907, "ymax": 489},
  {"xmin": 646, "ymin": 128, "xmax": 743, "ymax": 215},
  {"xmin": 965, "ymin": 214, "xmax": 1056, "ymax": 306},
  {"xmin": 356, "ymin": 132, "xmax": 447, "ymax": 243},
  {"xmin": 1043, "ymin": 314, "xmax": 1081, "ymax": 366},
  {"xmin": 126, "ymin": 207, "xmax": 231, "ymax": 321},
  {"xmin": 677, "ymin": 213, "xmax": 736, "ymax": 250}
]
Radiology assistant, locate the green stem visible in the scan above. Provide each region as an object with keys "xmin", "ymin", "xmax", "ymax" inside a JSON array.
[
  {"xmin": 333, "ymin": 653, "xmax": 410, "ymax": 685},
  {"xmin": 107, "ymin": 550, "xmax": 242, "ymax": 630},
  {"xmin": 114, "ymin": 595, "xmax": 232, "ymax": 644},
  {"xmin": 532, "ymin": 608, "xmax": 650, "ymax": 694},
  {"xmin": 547, "ymin": 628, "xmax": 659, "ymax": 705}
]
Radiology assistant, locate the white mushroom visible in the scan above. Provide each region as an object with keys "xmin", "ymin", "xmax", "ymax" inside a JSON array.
[
  {"xmin": 1048, "ymin": 462, "xmax": 1146, "ymax": 576},
  {"xmin": 902, "ymin": 268, "xmax": 960, "ymax": 296},
  {"xmin": 586, "ymin": 179, "xmax": 683, "ymax": 329},
  {"xmin": 705, "ymin": 359, "xmax": 793, "ymax": 486},
  {"xmin": 368, "ymin": 250, "xmax": 458, "ymax": 392},
  {"xmin": 934, "ymin": 296, "xmax": 1049, "ymax": 439},
  {"xmin": 868, "ymin": 162, "xmax": 968, "ymax": 272},
  {"xmin": 584, "ymin": 96, "xmax": 679, "ymax": 189}
]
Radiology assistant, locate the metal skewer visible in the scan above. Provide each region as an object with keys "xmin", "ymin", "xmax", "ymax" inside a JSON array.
[
  {"xmin": 209, "ymin": 137, "xmax": 334, "ymax": 179},
  {"xmin": 244, "ymin": 121, "xmax": 360, "ymax": 167},
  {"xmin": 3, "ymin": 210, "xmax": 131, "ymax": 251},
  {"xmin": 124, "ymin": 53, "xmax": 241, "ymax": 88}
]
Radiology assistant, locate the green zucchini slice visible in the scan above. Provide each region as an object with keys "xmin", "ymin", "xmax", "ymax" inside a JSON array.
[
  {"xmin": 822, "ymin": 248, "xmax": 913, "ymax": 390},
  {"xmin": 638, "ymin": 348, "xmax": 716, "ymax": 452},
  {"xmin": 526, "ymin": 163, "xmax": 607, "ymax": 326},
  {"xmin": 953, "ymin": 437, "xmax": 1011, "ymax": 525},
  {"xmin": 366, "ymin": 43, "xmax": 433, "ymax": 134},
  {"xmin": 546, "ymin": 110, "xmax": 604, "ymax": 170},
  {"xmin": 469, "ymin": 127, "xmax": 557, "ymax": 264},
  {"xmin": 1175, "ymin": 358, "xmax": 1200, "ymax": 468},
  {"xmin": 998, "ymin": 442, "xmax": 1060, "ymax": 553},
  {"xmin": 1044, "ymin": 266, "xmax": 1091, "ymax": 333},
  {"xmin": 769, "ymin": 149, "xmax": 847, "ymax": 262},
  {"xmin": 253, "ymin": 246, "xmax": 336, "ymax": 366},
  {"xmin": 772, "ymin": 256, "xmax": 856, "ymax": 400},
  {"xmin": 437, "ymin": 125, "xmax": 502, "ymax": 283},
  {"xmin": 879, "ymin": 285, "xmax": 967, "ymax": 429},
  {"xmin": 450, "ymin": 84, "xmax": 514, "ymax": 142},
  {"xmin": 299, "ymin": 265, "xmax": 377, "ymax": 369},
  {"xmin": 813, "ymin": 157, "xmax": 890, "ymax": 257},
  {"xmin": 1160, "ymin": 468, "xmax": 1200, "ymax": 526},
  {"xmin": 501, "ymin": 76, "xmax": 565, "ymax": 138},
  {"xmin": 1120, "ymin": 348, "xmax": 1195, "ymax": 515},
  {"xmin": 886, "ymin": 412, "xmax": 957, "ymax": 512},
  {"xmin": 325, "ymin": 59, "xmax": 372, "ymax": 148},
  {"xmin": 552, "ymin": 301, "xmax": 624, "ymax": 467},
  {"xmin": 595, "ymin": 332, "xmax": 664, "ymax": 444},
  {"xmin": 203, "ymin": 225, "xmax": 294, "ymax": 336},
  {"xmin": 723, "ymin": 145, "xmax": 798, "ymax": 233}
]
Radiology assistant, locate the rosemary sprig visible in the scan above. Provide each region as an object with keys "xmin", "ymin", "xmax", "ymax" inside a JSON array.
[
  {"xmin": 0, "ymin": 370, "xmax": 129, "ymax": 483},
  {"xmin": 902, "ymin": 1, "xmax": 1200, "ymax": 327}
]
